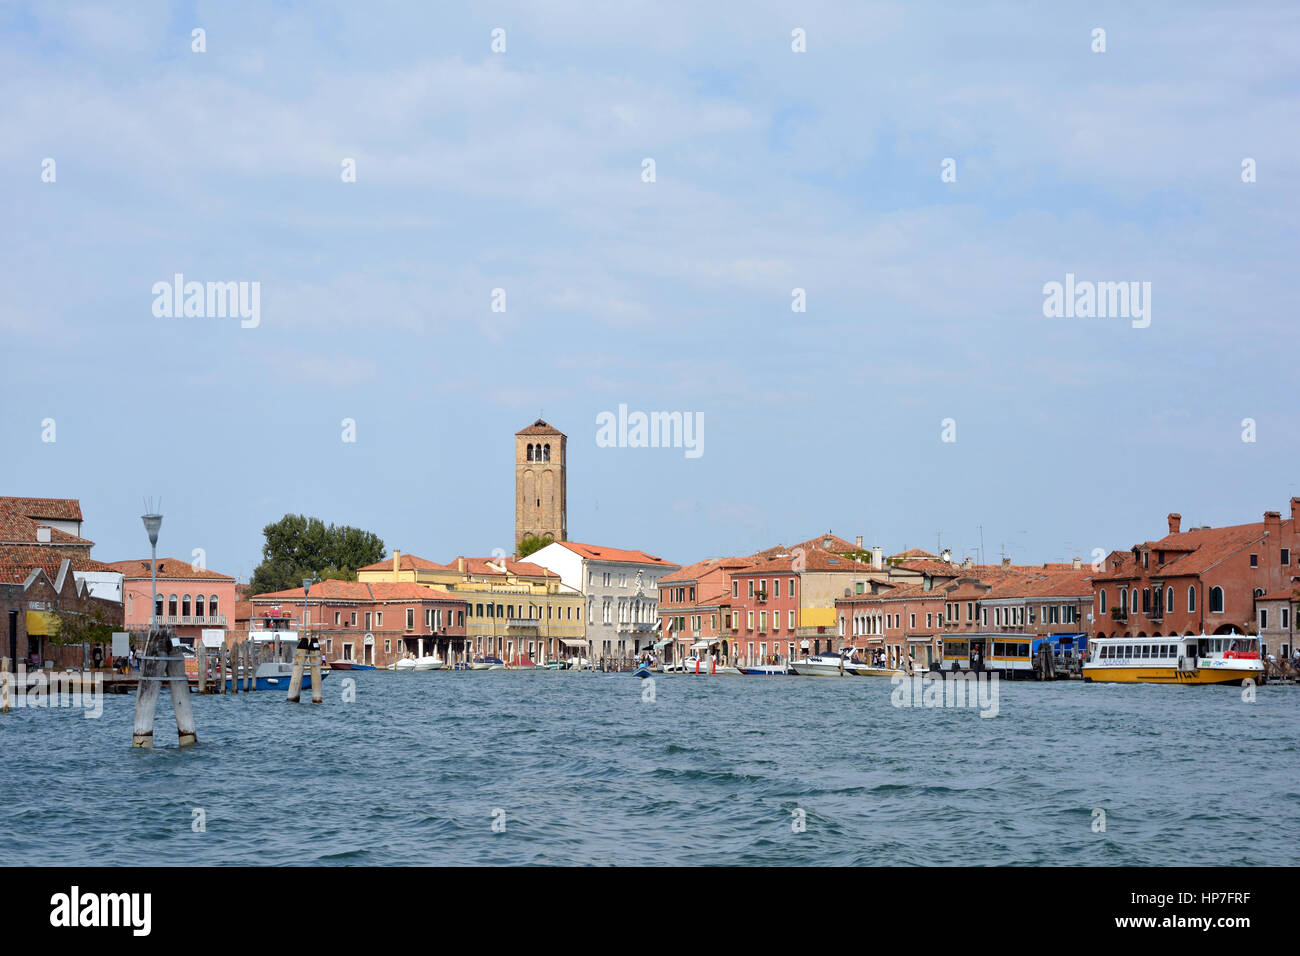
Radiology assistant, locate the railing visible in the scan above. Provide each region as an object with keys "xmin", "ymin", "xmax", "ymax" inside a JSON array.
[
  {"xmin": 507, "ymin": 618, "xmax": 539, "ymax": 628},
  {"xmin": 162, "ymin": 615, "xmax": 227, "ymax": 626}
]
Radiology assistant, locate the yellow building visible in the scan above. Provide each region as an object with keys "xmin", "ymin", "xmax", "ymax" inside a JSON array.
[{"xmin": 357, "ymin": 552, "xmax": 587, "ymax": 663}]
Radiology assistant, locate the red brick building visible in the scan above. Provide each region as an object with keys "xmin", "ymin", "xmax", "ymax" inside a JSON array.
[
  {"xmin": 1091, "ymin": 500, "xmax": 1300, "ymax": 659},
  {"xmin": 656, "ymin": 557, "xmax": 748, "ymax": 664},
  {"xmin": 251, "ymin": 580, "xmax": 468, "ymax": 668}
]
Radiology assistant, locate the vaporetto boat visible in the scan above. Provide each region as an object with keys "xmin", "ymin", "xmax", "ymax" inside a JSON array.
[{"xmin": 1082, "ymin": 634, "xmax": 1263, "ymax": 685}]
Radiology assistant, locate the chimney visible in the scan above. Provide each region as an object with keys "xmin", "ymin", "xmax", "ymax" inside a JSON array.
[
  {"xmin": 1291, "ymin": 497, "xmax": 1300, "ymax": 525},
  {"xmin": 457, "ymin": 556, "xmax": 465, "ymax": 574},
  {"xmin": 871, "ymin": 545, "xmax": 883, "ymax": 571},
  {"xmin": 35, "ymin": 526, "xmax": 51, "ymax": 543},
  {"xmin": 1001, "ymin": 557, "xmax": 1011, "ymax": 569},
  {"xmin": 941, "ymin": 548, "xmax": 952, "ymax": 563},
  {"xmin": 855, "ymin": 535, "xmax": 863, "ymax": 549},
  {"xmin": 1168, "ymin": 513, "xmax": 1181, "ymax": 534},
  {"xmin": 962, "ymin": 556, "xmax": 973, "ymax": 569},
  {"xmin": 1265, "ymin": 511, "xmax": 1281, "ymax": 537},
  {"xmin": 393, "ymin": 550, "xmax": 401, "ymax": 574},
  {"xmin": 1072, "ymin": 556, "xmax": 1082, "ymax": 570}
]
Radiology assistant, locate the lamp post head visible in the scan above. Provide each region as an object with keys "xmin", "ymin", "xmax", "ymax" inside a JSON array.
[
  {"xmin": 302, "ymin": 577, "xmax": 313, "ymax": 596},
  {"xmin": 142, "ymin": 514, "xmax": 163, "ymax": 547}
]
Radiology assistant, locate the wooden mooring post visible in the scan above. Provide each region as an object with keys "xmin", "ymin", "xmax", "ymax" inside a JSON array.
[
  {"xmin": 132, "ymin": 627, "xmax": 197, "ymax": 748},
  {"xmin": 287, "ymin": 635, "xmax": 323, "ymax": 704},
  {"xmin": 1, "ymin": 657, "xmax": 10, "ymax": 714}
]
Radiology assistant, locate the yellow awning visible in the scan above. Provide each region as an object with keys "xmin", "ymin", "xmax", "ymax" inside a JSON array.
[{"xmin": 26, "ymin": 610, "xmax": 59, "ymax": 636}]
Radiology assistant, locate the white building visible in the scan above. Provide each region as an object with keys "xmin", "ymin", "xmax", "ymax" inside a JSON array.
[{"xmin": 527, "ymin": 541, "xmax": 679, "ymax": 660}]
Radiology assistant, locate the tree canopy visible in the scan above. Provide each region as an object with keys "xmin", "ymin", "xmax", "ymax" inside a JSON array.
[
  {"xmin": 249, "ymin": 514, "xmax": 385, "ymax": 595},
  {"xmin": 517, "ymin": 533, "xmax": 553, "ymax": 559}
]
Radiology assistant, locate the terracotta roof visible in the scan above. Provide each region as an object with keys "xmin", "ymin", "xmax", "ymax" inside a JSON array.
[
  {"xmin": 1092, "ymin": 520, "xmax": 1276, "ymax": 582},
  {"xmin": 106, "ymin": 558, "xmax": 236, "ymax": 581},
  {"xmin": 555, "ymin": 542, "xmax": 677, "ymax": 568},
  {"xmin": 0, "ymin": 497, "xmax": 83, "ymax": 521},
  {"xmin": 736, "ymin": 547, "xmax": 873, "ymax": 575},
  {"xmin": 516, "ymin": 419, "xmax": 565, "ymax": 437},
  {"xmin": 751, "ymin": 533, "xmax": 858, "ymax": 560},
  {"xmin": 0, "ymin": 546, "xmax": 118, "ymax": 579},
  {"xmin": 0, "ymin": 507, "xmax": 94, "ymax": 547},
  {"xmin": 358, "ymin": 553, "xmax": 446, "ymax": 572},
  {"xmin": 658, "ymin": 556, "xmax": 750, "ymax": 583},
  {"xmin": 891, "ymin": 548, "xmax": 938, "ymax": 560},
  {"xmin": 252, "ymin": 580, "xmax": 463, "ymax": 603}
]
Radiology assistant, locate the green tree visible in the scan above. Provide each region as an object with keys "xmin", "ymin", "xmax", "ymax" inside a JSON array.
[
  {"xmin": 51, "ymin": 605, "xmax": 119, "ymax": 668},
  {"xmin": 249, "ymin": 514, "xmax": 385, "ymax": 594},
  {"xmin": 516, "ymin": 533, "xmax": 553, "ymax": 559}
]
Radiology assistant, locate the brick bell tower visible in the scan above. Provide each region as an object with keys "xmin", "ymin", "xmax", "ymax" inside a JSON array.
[{"xmin": 515, "ymin": 420, "xmax": 567, "ymax": 552}]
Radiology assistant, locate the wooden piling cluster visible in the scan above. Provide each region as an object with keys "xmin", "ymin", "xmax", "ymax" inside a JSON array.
[
  {"xmin": 131, "ymin": 626, "xmax": 197, "ymax": 748},
  {"xmin": 195, "ymin": 639, "xmax": 276, "ymax": 694},
  {"xmin": 286, "ymin": 636, "xmax": 322, "ymax": 704}
]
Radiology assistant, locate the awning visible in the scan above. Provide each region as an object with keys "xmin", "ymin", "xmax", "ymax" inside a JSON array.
[
  {"xmin": 906, "ymin": 636, "xmax": 935, "ymax": 643},
  {"xmin": 691, "ymin": 641, "xmax": 712, "ymax": 650},
  {"xmin": 26, "ymin": 610, "xmax": 59, "ymax": 636},
  {"xmin": 560, "ymin": 638, "xmax": 588, "ymax": 648},
  {"xmin": 653, "ymin": 639, "xmax": 671, "ymax": 650}
]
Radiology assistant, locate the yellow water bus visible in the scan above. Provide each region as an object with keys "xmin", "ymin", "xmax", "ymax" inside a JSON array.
[{"xmin": 1082, "ymin": 634, "xmax": 1263, "ymax": 685}]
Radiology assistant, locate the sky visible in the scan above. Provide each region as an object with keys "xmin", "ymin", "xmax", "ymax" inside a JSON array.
[{"xmin": 3, "ymin": 1, "xmax": 1298, "ymax": 582}]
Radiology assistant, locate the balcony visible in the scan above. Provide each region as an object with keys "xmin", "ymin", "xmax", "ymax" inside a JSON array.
[
  {"xmin": 162, "ymin": 615, "xmax": 227, "ymax": 627},
  {"xmin": 507, "ymin": 618, "xmax": 540, "ymax": 629}
]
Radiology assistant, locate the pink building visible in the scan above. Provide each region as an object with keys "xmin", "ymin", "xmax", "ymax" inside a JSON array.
[{"xmin": 108, "ymin": 557, "xmax": 238, "ymax": 645}]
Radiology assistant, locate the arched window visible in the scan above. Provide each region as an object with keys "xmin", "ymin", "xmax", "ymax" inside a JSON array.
[
  {"xmin": 168, "ymin": 594, "xmax": 177, "ymax": 617},
  {"xmin": 1209, "ymin": 586, "xmax": 1224, "ymax": 613},
  {"xmin": 195, "ymin": 595, "xmax": 205, "ymax": 617},
  {"xmin": 155, "ymin": 593, "xmax": 163, "ymax": 618},
  {"xmin": 1166, "ymin": 587, "xmax": 1174, "ymax": 612},
  {"xmin": 1099, "ymin": 589, "xmax": 1107, "ymax": 613},
  {"xmin": 543, "ymin": 443, "xmax": 551, "ymax": 462},
  {"xmin": 1131, "ymin": 588, "xmax": 1139, "ymax": 613},
  {"xmin": 209, "ymin": 595, "xmax": 219, "ymax": 618},
  {"xmin": 1188, "ymin": 586, "xmax": 1196, "ymax": 612},
  {"xmin": 1120, "ymin": 587, "xmax": 1128, "ymax": 611},
  {"xmin": 527, "ymin": 443, "xmax": 535, "ymax": 461},
  {"xmin": 1253, "ymin": 587, "xmax": 1265, "ymax": 598},
  {"xmin": 182, "ymin": 594, "xmax": 191, "ymax": 617}
]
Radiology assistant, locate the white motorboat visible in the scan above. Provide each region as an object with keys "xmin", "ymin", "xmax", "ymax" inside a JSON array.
[
  {"xmin": 789, "ymin": 653, "xmax": 852, "ymax": 677},
  {"xmin": 412, "ymin": 655, "xmax": 443, "ymax": 671},
  {"xmin": 391, "ymin": 657, "xmax": 417, "ymax": 671}
]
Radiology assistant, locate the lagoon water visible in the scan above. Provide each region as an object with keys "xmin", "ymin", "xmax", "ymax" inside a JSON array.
[{"xmin": 1, "ymin": 670, "xmax": 1296, "ymax": 866}]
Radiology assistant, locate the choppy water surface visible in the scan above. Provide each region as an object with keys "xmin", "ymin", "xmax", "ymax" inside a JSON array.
[{"xmin": 1, "ymin": 671, "xmax": 1295, "ymax": 865}]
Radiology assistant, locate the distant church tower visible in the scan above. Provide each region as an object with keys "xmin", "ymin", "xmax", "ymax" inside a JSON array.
[{"xmin": 515, "ymin": 420, "xmax": 567, "ymax": 551}]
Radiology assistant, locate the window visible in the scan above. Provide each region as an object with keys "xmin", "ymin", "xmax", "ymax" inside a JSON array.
[
  {"xmin": 1209, "ymin": 586, "xmax": 1224, "ymax": 613},
  {"xmin": 1250, "ymin": 554, "xmax": 1258, "ymax": 568},
  {"xmin": 375, "ymin": 612, "xmax": 383, "ymax": 627},
  {"xmin": 759, "ymin": 611, "xmax": 767, "ymax": 632},
  {"xmin": 789, "ymin": 610, "xmax": 796, "ymax": 629},
  {"xmin": 910, "ymin": 613, "xmax": 916, "ymax": 629},
  {"xmin": 406, "ymin": 609, "xmax": 415, "ymax": 630},
  {"xmin": 1283, "ymin": 608, "xmax": 1291, "ymax": 630},
  {"xmin": 182, "ymin": 594, "xmax": 191, "ymax": 617},
  {"xmin": 1166, "ymin": 587, "xmax": 1174, "ymax": 613},
  {"xmin": 425, "ymin": 609, "xmax": 433, "ymax": 628},
  {"xmin": 926, "ymin": 613, "xmax": 933, "ymax": 628},
  {"xmin": 1131, "ymin": 589, "xmax": 1138, "ymax": 613},
  {"xmin": 1259, "ymin": 609, "xmax": 1269, "ymax": 629},
  {"xmin": 789, "ymin": 577, "xmax": 796, "ymax": 596},
  {"xmin": 155, "ymin": 594, "xmax": 163, "ymax": 618},
  {"xmin": 748, "ymin": 580, "xmax": 755, "ymax": 598},
  {"xmin": 1282, "ymin": 548, "xmax": 1291, "ymax": 566},
  {"xmin": 732, "ymin": 581, "xmax": 738, "ymax": 598},
  {"xmin": 1100, "ymin": 589, "xmax": 1107, "ymax": 613},
  {"xmin": 747, "ymin": 611, "xmax": 754, "ymax": 630},
  {"xmin": 335, "ymin": 611, "xmax": 341, "ymax": 626},
  {"xmin": 365, "ymin": 612, "xmax": 372, "ymax": 630},
  {"xmin": 195, "ymin": 595, "xmax": 205, "ymax": 617},
  {"xmin": 1188, "ymin": 586, "xmax": 1196, "ymax": 613}
]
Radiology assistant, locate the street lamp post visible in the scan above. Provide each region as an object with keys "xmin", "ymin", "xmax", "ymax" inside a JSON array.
[
  {"xmin": 143, "ymin": 513, "xmax": 162, "ymax": 634},
  {"xmin": 133, "ymin": 508, "xmax": 197, "ymax": 747}
]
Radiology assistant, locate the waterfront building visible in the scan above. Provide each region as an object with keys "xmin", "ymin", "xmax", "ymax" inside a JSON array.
[
  {"xmin": 251, "ymin": 580, "xmax": 467, "ymax": 667},
  {"xmin": 515, "ymin": 419, "xmax": 567, "ymax": 551},
  {"xmin": 1090, "ymin": 500, "xmax": 1300, "ymax": 659},
  {"xmin": 527, "ymin": 541, "xmax": 678, "ymax": 660},
  {"xmin": 108, "ymin": 557, "xmax": 237, "ymax": 647},
  {"xmin": 729, "ymin": 545, "xmax": 879, "ymax": 666},
  {"xmin": 357, "ymin": 552, "xmax": 586, "ymax": 663},
  {"xmin": 0, "ymin": 558, "xmax": 123, "ymax": 668},
  {"xmin": 656, "ymin": 557, "xmax": 750, "ymax": 665}
]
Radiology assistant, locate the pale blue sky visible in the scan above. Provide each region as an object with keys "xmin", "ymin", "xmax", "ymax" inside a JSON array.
[{"xmin": 3, "ymin": 1, "xmax": 1297, "ymax": 581}]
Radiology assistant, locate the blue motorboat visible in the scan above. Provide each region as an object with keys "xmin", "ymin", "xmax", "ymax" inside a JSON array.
[{"xmin": 632, "ymin": 664, "xmax": 653, "ymax": 679}]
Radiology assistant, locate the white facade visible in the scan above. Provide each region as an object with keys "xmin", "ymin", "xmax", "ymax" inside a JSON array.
[{"xmin": 528, "ymin": 543, "xmax": 675, "ymax": 659}]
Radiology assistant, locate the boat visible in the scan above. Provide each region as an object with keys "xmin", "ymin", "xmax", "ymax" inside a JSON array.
[
  {"xmin": 632, "ymin": 663, "xmax": 652, "ymax": 679},
  {"xmin": 329, "ymin": 660, "xmax": 355, "ymax": 670},
  {"xmin": 412, "ymin": 655, "xmax": 443, "ymax": 671},
  {"xmin": 543, "ymin": 659, "xmax": 571, "ymax": 670},
  {"xmin": 391, "ymin": 658, "xmax": 417, "ymax": 671},
  {"xmin": 505, "ymin": 657, "xmax": 538, "ymax": 669},
  {"xmin": 846, "ymin": 663, "xmax": 904, "ymax": 678},
  {"xmin": 1083, "ymin": 634, "xmax": 1264, "ymax": 685},
  {"xmin": 788, "ymin": 652, "xmax": 853, "ymax": 677},
  {"xmin": 738, "ymin": 663, "xmax": 794, "ymax": 676},
  {"xmin": 249, "ymin": 660, "xmax": 327, "ymax": 691},
  {"xmin": 471, "ymin": 656, "xmax": 504, "ymax": 671}
]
